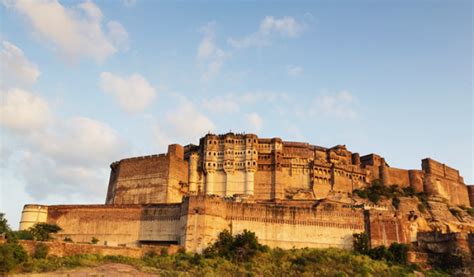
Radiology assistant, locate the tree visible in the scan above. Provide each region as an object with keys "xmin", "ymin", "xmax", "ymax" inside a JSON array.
[
  {"xmin": 0, "ymin": 213, "xmax": 10, "ymax": 235},
  {"xmin": 388, "ymin": 243, "xmax": 408, "ymax": 265},
  {"xmin": 33, "ymin": 243, "xmax": 49, "ymax": 259},
  {"xmin": 30, "ymin": 223, "xmax": 62, "ymax": 241},
  {"xmin": 0, "ymin": 242, "xmax": 28, "ymax": 272},
  {"xmin": 203, "ymin": 229, "xmax": 267, "ymax": 262},
  {"xmin": 353, "ymin": 233, "xmax": 370, "ymax": 255},
  {"xmin": 232, "ymin": 229, "xmax": 264, "ymax": 262}
]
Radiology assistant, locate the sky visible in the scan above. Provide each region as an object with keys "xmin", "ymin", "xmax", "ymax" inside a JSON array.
[{"xmin": 0, "ymin": 0, "xmax": 472, "ymax": 229}]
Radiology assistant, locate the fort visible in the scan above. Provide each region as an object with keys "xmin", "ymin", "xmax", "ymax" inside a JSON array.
[{"xmin": 19, "ymin": 133, "xmax": 474, "ymax": 254}]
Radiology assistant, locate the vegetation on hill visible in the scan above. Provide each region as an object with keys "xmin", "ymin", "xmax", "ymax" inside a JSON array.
[{"xmin": 353, "ymin": 180, "xmax": 431, "ymax": 212}]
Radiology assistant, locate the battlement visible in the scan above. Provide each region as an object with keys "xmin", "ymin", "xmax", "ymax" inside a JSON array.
[{"xmin": 422, "ymin": 158, "xmax": 461, "ymax": 181}]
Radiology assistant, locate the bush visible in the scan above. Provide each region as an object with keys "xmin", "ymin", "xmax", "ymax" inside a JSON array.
[
  {"xmin": 418, "ymin": 203, "xmax": 426, "ymax": 213},
  {"xmin": 33, "ymin": 243, "xmax": 49, "ymax": 259},
  {"xmin": 392, "ymin": 197, "xmax": 400, "ymax": 209},
  {"xmin": 353, "ymin": 233, "xmax": 369, "ymax": 255},
  {"xmin": 368, "ymin": 245, "xmax": 391, "ymax": 261},
  {"xmin": 0, "ymin": 242, "xmax": 28, "ymax": 272},
  {"xmin": 0, "ymin": 213, "xmax": 9, "ymax": 235},
  {"xmin": 16, "ymin": 230, "xmax": 35, "ymax": 241},
  {"xmin": 63, "ymin": 236, "xmax": 73, "ymax": 242},
  {"xmin": 30, "ymin": 223, "xmax": 62, "ymax": 241},
  {"xmin": 91, "ymin": 237, "xmax": 99, "ymax": 244},
  {"xmin": 402, "ymin": 187, "xmax": 416, "ymax": 197},
  {"xmin": 388, "ymin": 243, "xmax": 408, "ymax": 265},
  {"xmin": 353, "ymin": 180, "xmax": 403, "ymax": 204},
  {"xmin": 467, "ymin": 208, "xmax": 474, "ymax": 217},
  {"xmin": 203, "ymin": 229, "xmax": 267, "ymax": 262}
]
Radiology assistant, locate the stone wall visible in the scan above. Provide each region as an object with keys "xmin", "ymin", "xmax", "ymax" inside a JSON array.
[
  {"xmin": 422, "ymin": 158, "xmax": 470, "ymax": 206},
  {"xmin": 181, "ymin": 196, "xmax": 365, "ymax": 252},
  {"xmin": 17, "ymin": 240, "xmax": 180, "ymax": 258},
  {"xmin": 367, "ymin": 210, "xmax": 410, "ymax": 247},
  {"xmin": 45, "ymin": 204, "xmax": 182, "ymax": 247},
  {"xmin": 26, "ymin": 196, "xmax": 365, "ymax": 253},
  {"xmin": 106, "ymin": 144, "xmax": 188, "ymax": 205},
  {"xmin": 467, "ymin": 185, "xmax": 474, "ymax": 207}
]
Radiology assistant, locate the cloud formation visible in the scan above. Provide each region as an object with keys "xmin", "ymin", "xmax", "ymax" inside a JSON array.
[
  {"xmin": 310, "ymin": 91, "xmax": 358, "ymax": 120},
  {"xmin": 100, "ymin": 72, "xmax": 156, "ymax": 114},
  {"xmin": 244, "ymin": 113, "xmax": 263, "ymax": 133},
  {"xmin": 18, "ymin": 116, "xmax": 127, "ymax": 199},
  {"xmin": 0, "ymin": 41, "xmax": 40, "ymax": 89},
  {"xmin": 228, "ymin": 16, "xmax": 304, "ymax": 49},
  {"xmin": 0, "ymin": 88, "xmax": 53, "ymax": 133},
  {"xmin": 202, "ymin": 95, "xmax": 240, "ymax": 114},
  {"xmin": 287, "ymin": 65, "xmax": 303, "ymax": 77},
  {"xmin": 197, "ymin": 21, "xmax": 229, "ymax": 81},
  {"xmin": 0, "ymin": 41, "xmax": 128, "ymax": 201},
  {"xmin": 5, "ymin": 0, "xmax": 129, "ymax": 63},
  {"xmin": 154, "ymin": 95, "xmax": 215, "ymax": 148}
]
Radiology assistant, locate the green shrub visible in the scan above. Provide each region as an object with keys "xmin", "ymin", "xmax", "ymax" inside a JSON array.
[
  {"xmin": 388, "ymin": 243, "xmax": 408, "ymax": 265},
  {"xmin": 0, "ymin": 242, "xmax": 28, "ymax": 272},
  {"xmin": 402, "ymin": 187, "xmax": 416, "ymax": 197},
  {"xmin": 30, "ymin": 223, "xmax": 62, "ymax": 241},
  {"xmin": 63, "ymin": 236, "xmax": 73, "ymax": 242},
  {"xmin": 368, "ymin": 245, "xmax": 391, "ymax": 261},
  {"xmin": 467, "ymin": 208, "xmax": 474, "ymax": 217},
  {"xmin": 33, "ymin": 243, "xmax": 49, "ymax": 259},
  {"xmin": 392, "ymin": 197, "xmax": 401, "ymax": 209},
  {"xmin": 0, "ymin": 213, "xmax": 9, "ymax": 235},
  {"xmin": 91, "ymin": 237, "xmax": 99, "ymax": 244},
  {"xmin": 353, "ymin": 233, "xmax": 370, "ymax": 255},
  {"xmin": 364, "ymin": 243, "xmax": 409, "ymax": 265},
  {"xmin": 203, "ymin": 229, "xmax": 266, "ymax": 262}
]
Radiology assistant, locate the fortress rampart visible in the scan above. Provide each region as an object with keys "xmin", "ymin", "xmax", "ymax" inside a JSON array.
[
  {"xmin": 19, "ymin": 132, "xmax": 473, "ymax": 252},
  {"xmin": 22, "ymin": 196, "xmax": 365, "ymax": 252}
]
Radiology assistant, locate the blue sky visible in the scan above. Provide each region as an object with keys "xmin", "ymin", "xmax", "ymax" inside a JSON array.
[{"xmin": 0, "ymin": 0, "xmax": 472, "ymax": 228}]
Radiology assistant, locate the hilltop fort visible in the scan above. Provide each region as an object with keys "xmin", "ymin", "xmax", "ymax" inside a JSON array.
[{"xmin": 19, "ymin": 133, "xmax": 474, "ymax": 254}]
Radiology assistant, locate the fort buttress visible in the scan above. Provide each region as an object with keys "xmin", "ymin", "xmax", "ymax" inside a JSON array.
[{"xmin": 20, "ymin": 133, "xmax": 474, "ymax": 252}]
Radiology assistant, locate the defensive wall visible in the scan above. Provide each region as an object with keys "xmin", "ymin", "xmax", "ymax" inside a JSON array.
[
  {"xmin": 106, "ymin": 144, "xmax": 188, "ymax": 205},
  {"xmin": 18, "ymin": 133, "xmax": 473, "ymax": 254},
  {"xmin": 20, "ymin": 196, "xmax": 366, "ymax": 252},
  {"xmin": 14, "ymin": 240, "xmax": 180, "ymax": 258}
]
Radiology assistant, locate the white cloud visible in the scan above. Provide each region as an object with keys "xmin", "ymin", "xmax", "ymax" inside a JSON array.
[
  {"xmin": 197, "ymin": 21, "xmax": 229, "ymax": 81},
  {"xmin": 0, "ymin": 41, "xmax": 41, "ymax": 89},
  {"xmin": 166, "ymin": 97, "xmax": 215, "ymax": 139},
  {"xmin": 202, "ymin": 95, "xmax": 239, "ymax": 114},
  {"xmin": 6, "ymin": 0, "xmax": 129, "ymax": 63},
  {"xmin": 310, "ymin": 91, "xmax": 358, "ymax": 120},
  {"xmin": 154, "ymin": 95, "xmax": 215, "ymax": 148},
  {"xmin": 228, "ymin": 16, "xmax": 304, "ymax": 49},
  {"xmin": 260, "ymin": 16, "xmax": 303, "ymax": 37},
  {"xmin": 107, "ymin": 21, "xmax": 130, "ymax": 51},
  {"xmin": 100, "ymin": 72, "xmax": 156, "ymax": 114},
  {"xmin": 245, "ymin": 112, "xmax": 263, "ymax": 133},
  {"xmin": 0, "ymin": 89, "xmax": 128, "ymax": 201},
  {"xmin": 287, "ymin": 65, "xmax": 303, "ymax": 77},
  {"xmin": 18, "ymin": 116, "xmax": 127, "ymax": 199},
  {"xmin": 0, "ymin": 88, "xmax": 53, "ymax": 132}
]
